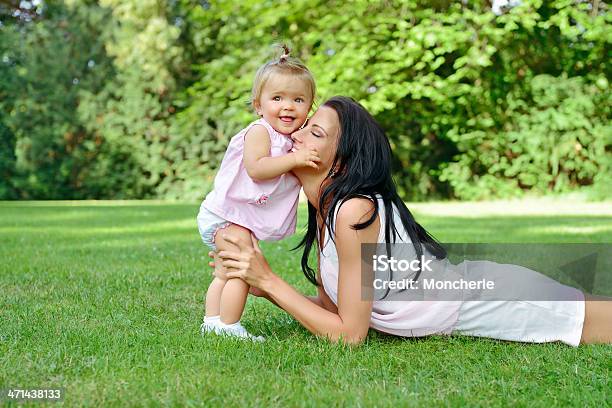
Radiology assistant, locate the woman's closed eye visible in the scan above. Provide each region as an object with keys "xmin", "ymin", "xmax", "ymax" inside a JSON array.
[{"xmin": 310, "ymin": 124, "xmax": 327, "ymax": 138}]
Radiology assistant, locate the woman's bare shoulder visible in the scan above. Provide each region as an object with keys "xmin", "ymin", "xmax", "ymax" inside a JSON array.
[
  {"xmin": 334, "ymin": 197, "xmax": 379, "ymax": 245},
  {"xmin": 336, "ymin": 196, "xmax": 376, "ymax": 225}
]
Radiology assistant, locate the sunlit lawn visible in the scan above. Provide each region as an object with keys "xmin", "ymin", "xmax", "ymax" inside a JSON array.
[{"xmin": 1, "ymin": 200, "xmax": 610, "ymax": 406}]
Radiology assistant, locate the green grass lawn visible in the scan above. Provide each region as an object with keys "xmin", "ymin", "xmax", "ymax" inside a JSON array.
[{"xmin": 1, "ymin": 201, "xmax": 610, "ymax": 407}]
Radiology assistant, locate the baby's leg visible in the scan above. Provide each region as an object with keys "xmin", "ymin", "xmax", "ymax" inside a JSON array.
[
  {"xmin": 204, "ymin": 253, "xmax": 226, "ymax": 317},
  {"xmin": 215, "ymin": 224, "xmax": 252, "ymax": 324}
]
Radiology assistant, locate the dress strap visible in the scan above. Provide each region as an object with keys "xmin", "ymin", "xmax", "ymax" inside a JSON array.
[{"xmin": 253, "ymin": 118, "xmax": 274, "ymax": 134}]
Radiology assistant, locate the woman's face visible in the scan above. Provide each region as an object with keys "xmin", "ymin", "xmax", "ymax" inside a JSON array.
[{"xmin": 290, "ymin": 105, "xmax": 340, "ymax": 178}]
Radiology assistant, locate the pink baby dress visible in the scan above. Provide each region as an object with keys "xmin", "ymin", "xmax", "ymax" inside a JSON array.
[{"xmin": 202, "ymin": 118, "xmax": 301, "ymax": 241}]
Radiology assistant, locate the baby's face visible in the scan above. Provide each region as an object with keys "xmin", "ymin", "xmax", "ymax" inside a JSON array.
[{"xmin": 255, "ymin": 73, "xmax": 313, "ymax": 135}]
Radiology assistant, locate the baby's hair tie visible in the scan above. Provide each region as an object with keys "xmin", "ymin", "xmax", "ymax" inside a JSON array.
[{"xmin": 279, "ymin": 44, "xmax": 291, "ymax": 62}]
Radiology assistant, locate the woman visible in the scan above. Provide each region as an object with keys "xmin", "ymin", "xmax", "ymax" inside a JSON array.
[{"xmin": 215, "ymin": 96, "xmax": 612, "ymax": 346}]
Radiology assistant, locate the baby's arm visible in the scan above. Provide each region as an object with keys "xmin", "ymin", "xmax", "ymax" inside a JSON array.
[{"xmin": 243, "ymin": 125, "xmax": 320, "ymax": 181}]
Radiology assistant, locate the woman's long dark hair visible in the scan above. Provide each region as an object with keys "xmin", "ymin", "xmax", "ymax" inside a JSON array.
[{"xmin": 294, "ymin": 96, "xmax": 446, "ymax": 289}]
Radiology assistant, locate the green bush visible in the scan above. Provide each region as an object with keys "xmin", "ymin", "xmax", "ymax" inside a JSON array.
[
  {"xmin": 440, "ymin": 74, "xmax": 611, "ymax": 199},
  {"xmin": 0, "ymin": 0, "xmax": 609, "ymax": 200}
]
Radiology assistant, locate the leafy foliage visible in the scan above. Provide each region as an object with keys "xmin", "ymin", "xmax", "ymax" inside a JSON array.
[
  {"xmin": 0, "ymin": 0, "xmax": 609, "ymax": 200},
  {"xmin": 440, "ymin": 74, "xmax": 611, "ymax": 199},
  {"xmin": 1, "ymin": 1, "xmax": 120, "ymax": 198}
]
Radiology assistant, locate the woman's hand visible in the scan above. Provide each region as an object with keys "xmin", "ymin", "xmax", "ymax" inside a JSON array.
[
  {"xmin": 208, "ymin": 251, "xmax": 228, "ymax": 280},
  {"xmin": 209, "ymin": 244, "xmax": 269, "ymax": 298},
  {"xmin": 217, "ymin": 233, "xmax": 276, "ymax": 290}
]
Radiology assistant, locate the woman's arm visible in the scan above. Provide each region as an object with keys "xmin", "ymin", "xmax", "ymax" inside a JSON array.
[
  {"xmin": 250, "ymin": 246, "xmax": 337, "ymax": 312},
  {"xmin": 243, "ymin": 125, "xmax": 320, "ymax": 181},
  {"xmin": 212, "ymin": 243, "xmax": 335, "ymax": 311},
  {"xmin": 251, "ymin": 287, "xmax": 333, "ymax": 311},
  {"xmin": 255, "ymin": 272, "xmax": 338, "ymax": 311},
  {"xmin": 220, "ymin": 198, "xmax": 377, "ymax": 344}
]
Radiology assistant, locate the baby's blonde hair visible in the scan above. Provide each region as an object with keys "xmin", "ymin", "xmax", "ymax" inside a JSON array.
[{"xmin": 250, "ymin": 44, "xmax": 316, "ymax": 112}]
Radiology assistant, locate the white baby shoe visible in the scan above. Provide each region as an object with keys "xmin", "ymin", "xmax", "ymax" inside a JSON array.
[
  {"xmin": 216, "ymin": 321, "xmax": 265, "ymax": 342},
  {"xmin": 200, "ymin": 316, "xmax": 264, "ymax": 342}
]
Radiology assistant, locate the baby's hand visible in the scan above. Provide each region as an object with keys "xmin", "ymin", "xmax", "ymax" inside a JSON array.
[{"xmin": 291, "ymin": 147, "xmax": 321, "ymax": 169}]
